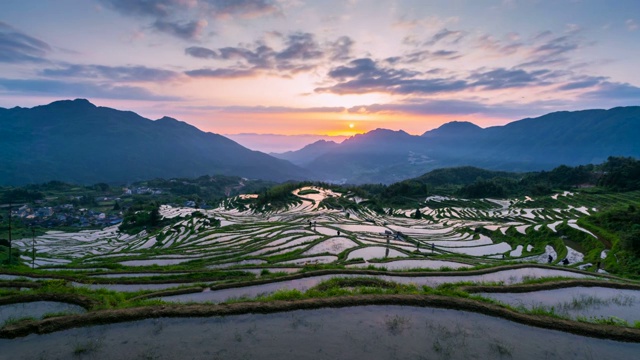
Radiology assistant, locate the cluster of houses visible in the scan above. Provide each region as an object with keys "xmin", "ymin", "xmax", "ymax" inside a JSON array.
[
  {"xmin": 11, "ymin": 203, "xmax": 123, "ymax": 228},
  {"xmin": 122, "ymin": 187, "xmax": 163, "ymax": 196},
  {"xmin": 4, "ymin": 185, "xmax": 206, "ymax": 229}
]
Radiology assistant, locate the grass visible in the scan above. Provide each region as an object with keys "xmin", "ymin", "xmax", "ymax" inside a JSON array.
[
  {"xmin": 72, "ymin": 338, "xmax": 102, "ymax": 356},
  {"xmin": 42, "ymin": 311, "xmax": 78, "ymax": 319},
  {"xmin": 577, "ymin": 316, "xmax": 629, "ymax": 327},
  {"xmin": 2, "ymin": 316, "xmax": 36, "ymax": 327},
  {"xmin": 489, "ymin": 340, "xmax": 514, "ymax": 358},
  {"xmin": 297, "ymin": 189, "xmax": 320, "ymax": 196},
  {"xmin": 383, "ymin": 314, "xmax": 411, "ymax": 335}
]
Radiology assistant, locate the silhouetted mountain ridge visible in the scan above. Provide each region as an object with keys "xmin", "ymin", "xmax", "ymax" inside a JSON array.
[
  {"xmin": 0, "ymin": 99, "xmax": 308, "ymax": 185},
  {"xmin": 291, "ymin": 106, "xmax": 640, "ymax": 184}
]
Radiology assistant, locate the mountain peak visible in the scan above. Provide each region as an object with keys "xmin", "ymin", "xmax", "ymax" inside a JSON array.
[
  {"xmin": 422, "ymin": 121, "xmax": 482, "ymax": 137},
  {"xmin": 156, "ymin": 116, "xmax": 182, "ymax": 124},
  {"xmin": 0, "ymin": 100, "xmax": 308, "ymax": 185},
  {"xmin": 368, "ymin": 128, "xmax": 410, "ymax": 136},
  {"xmin": 48, "ymin": 98, "xmax": 96, "ymax": 108},
  {"xmin": 350, "ymin": 128, "xmax": 411, "ymax": 141}
]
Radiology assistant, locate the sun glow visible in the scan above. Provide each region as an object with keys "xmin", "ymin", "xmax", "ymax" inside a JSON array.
[{"xmin": 349, "ymin": 123, "xmax": 355, "ymax": 129}]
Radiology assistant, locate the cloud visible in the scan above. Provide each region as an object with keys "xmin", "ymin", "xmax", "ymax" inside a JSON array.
[
  {"xmin": 386, "ymin": 49, "xmax": 461, "ymax": 64},
  {"xmin": 476, "ymin": 34, "xmax": 522, "ymax": 55},
  {"xmin": 191, "ymin": 104, "xmax": 345, "ymax": 113},
  {"xmin": 344, "ymin": 98, "xmax": 551, "ymax": 119},
  {"xmin": 519, "ymin": 33, "xmax": 582, "ymax": 68},
  {"xmin": 0, "ymin": 78, "xmax": 179, "ymax": 101},
  {"xmin": 557, "ymin": 76, "xmax": 606, "ymax": 91},
  {"xmin": 100, "ymin": 0, "xmax": 280, "ymax": 18},
  {"xmin": 0, "ymin": 21, "xmax": 51, "ymax": 63},
  {"xmin": 316, "ymin": 58, "xmax": 467, "ymax": 95},
  {"xmin": 626, "ymin": 19, "xmax": 638, "ymax": 31},
  {"xmin": 184, "ymin": 32, "xmax": 348, "ymax": 78},
  {"xmin": 469, "ymin": 68, "xmax": 550, "ymax": 90},
  {"xmin": 583, "ymin": 81, "xmax": 640, "ymax": 100},
  {"xmin": 201, "ymin": 0, "xmax": 280, "ymax": 18},
  {"xmin": 185, "ymin": 46, "xmax": 218, "ymax": 59},
  {"xmin": 98, "ymin": 0, "xmax": 185, "ymax": 18},
  {"xmin": 40, "ymin": 64, "xmax": 181, "ymax": 82},
  {"xmin": 348, "ymin": 100, "xmax": 491, "ymax": 116},
  {"xmin": 151, "ymin": 19, "xmax": 208, "ymax": 40},
  {"xmin": 275, "ymin": 32, "xmax": 324, "ymax": 61},
  {"xmin": 185, "ymin": 67, "xmax": 258, "ymax": 78},
  {"xmin": 99, "ymin": 0, "xmax": 280, "ymax": 40},
  {"xmin": 424, "ymin": 28, "xmax": 465, "ymax": 46},
  {"xmin": 329, "ymin": 36, "xmax": 354, "ymax": 61}
]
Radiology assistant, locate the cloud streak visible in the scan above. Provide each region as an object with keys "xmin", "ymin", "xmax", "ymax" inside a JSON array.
[
  {"xmin": 99, "ymin": 0, "xmax": 280, "ymax": 40},
  {"xmin": 0, "ymin": 78, "xmax": 179, "ymax": 101},
  {"xmin": 316, "ymin": 58, "xmax": 467, "ymax": 95},
  {"xmin": 185, "ymin": 32, "xmax": 353, "ymax": 78},
  {"xmin": 0, "ymin": 22, "xmax": 51, "ymax": 63},
  {"xmin": 40, "ymin": 64, "xmax": 181, "ymax": 82}
]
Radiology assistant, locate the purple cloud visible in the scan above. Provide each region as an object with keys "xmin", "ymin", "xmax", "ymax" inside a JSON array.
[{"xmin": 0, "ymin": 22, "xmax": 51, "ymax": 63}]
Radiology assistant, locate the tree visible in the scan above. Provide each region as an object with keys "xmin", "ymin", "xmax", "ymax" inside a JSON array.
[
  {"xmin": 149, "ymin": 205, "xmax": 161, "ymax": 227},
  {"xmin": 620, "ymin": 225, "xmax": 640, "ymax": 257},
  {"xmin": 414, "ymin": 208, "xmax": 422, "ymax": 219},
  {"xmin": 113, "ymin": 201, "xmax": 121, "ymax": 211}
]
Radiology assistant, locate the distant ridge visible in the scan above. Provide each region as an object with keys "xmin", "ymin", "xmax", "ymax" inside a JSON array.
[
  {"xmin": 271, "ymin": 140, "xmax": 339, "ymax": 166},
  {"xmin": 3, "ymin": 100, "xmax": 639, "ymax": 186},
  {"xmin": 285, "ymin": 106, "xmax": 640, "ymax": 184},
  {"xmin": 0, "ymin": 99, "xmax": 308, "ymax": 185}
]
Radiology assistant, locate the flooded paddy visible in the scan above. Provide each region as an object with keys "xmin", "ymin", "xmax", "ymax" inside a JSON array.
[
  {"xmin": 119, "ymin": 258, "xmax": 196, "ymax": 267},
  {"xmin": 0, "ymin": 301, "xmax": 86, "ymax": 325},
  {"xmin": 347, "ymin": 247, "xmax": 408, "ymax": 261},
  {"xmin": 479, "ymin": 287, "xmax": 640, "ymax": 323},
  {"xmin": 89, "ymin": 273, "xmax": 189, "ymax": 279},
  {"xmin": 1, "ymin": 305, "xmax": 638, "ymax": 359},
  {"xmin": 161, "ymin": 267, "xmax": 594, "ymax": 303},
  {"xmin": 304, "ymin": 237, "xmax": 358, "ymax": 255},
  {"xmin": 71, "ymin": 282, "xmax": 199, "ymax": 292},
  {"xmin": 347, "ymin": 259, "xmax": 472, "ymax": 270},
  {"xmin": 0, "ymin": 274, "xmax": 53, "ymax": 281}
]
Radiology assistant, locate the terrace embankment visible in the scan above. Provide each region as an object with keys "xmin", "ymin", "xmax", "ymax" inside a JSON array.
[
  {"xmin": 2, "ymin": 294, "xmax": 639, "ymax": 342},
  {"xmin": 0, "ymin": 293, "xmax": 98, "ymax": 309},
  {"xmin": 461, "ymin": 279, "xmax": 640, "ymax": 293}
]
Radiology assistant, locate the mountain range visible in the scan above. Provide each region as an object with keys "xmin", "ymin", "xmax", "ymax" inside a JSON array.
[
  {"xmin": 273, "ymin": 106, "xmax": 640, "ymax": 184},
  {"xmin": 0, "ymin": 99, "xmax": 308, "ymax": 185},
  {"xmin": 1, "ymin": 99, "xmax": 639, "ymax": 185}
]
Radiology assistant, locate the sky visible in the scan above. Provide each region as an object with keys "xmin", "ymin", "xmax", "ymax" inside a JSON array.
[{"xmin": 1, "ymin": 0, "xmax": 640, "ymax": 152}]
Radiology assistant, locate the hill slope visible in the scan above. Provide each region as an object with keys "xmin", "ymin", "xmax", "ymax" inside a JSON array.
[
  {"xmin": 293, "ymin": 107, "xmax": 640, "ymax": 183},
  {"xmin": 0, "ymin": 99, "xmax": 308, "ymax": 185},
  {"xmin": 271, "ymin": 140, "xmax": 339, "ymax": 166}
]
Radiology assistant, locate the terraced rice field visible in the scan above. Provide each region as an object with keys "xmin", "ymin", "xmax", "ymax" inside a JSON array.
[
  {"xmin": 13, "ymin": 187, "xmax": 629, "ymax": 273},
  {"xmin": 3, "ymin": 187, "xmax": 639, "ymax": 352}
]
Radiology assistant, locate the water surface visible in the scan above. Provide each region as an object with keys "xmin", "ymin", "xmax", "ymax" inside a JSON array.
[
  {"xmin": 479, "ymin": 286, "xmax": 640, "ymax": 323},
  {"xmin": 0, "ymin": 305, "xmax": 637, "ymax": 359},
  {"xmin": 162, "ymin": 267, "xmax": 593, "ymax": 303},
  {"xmin": 0, "ymin": 301, "xmax": 85, "ymax": 325}
]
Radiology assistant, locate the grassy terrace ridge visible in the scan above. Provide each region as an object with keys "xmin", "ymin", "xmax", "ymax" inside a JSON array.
[
  {"xmin": 1, "ymin": 264, "xmax": 632, "ymax": 288},
  {"xmin": 1, "ymin": 292, "xmax": 639, "ymax": 342},
  {"xmin": 461, "ymin": 279, "xmax": 640, "ymax": 293},
  {"xmin": 1, "ymin": 268, "xmax": 639, "ymax": 338},
  {"xmin": 0, "ymin": 293, "xmax": 98, "ymax": 309}
]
